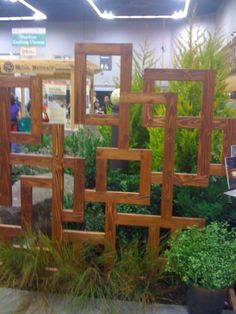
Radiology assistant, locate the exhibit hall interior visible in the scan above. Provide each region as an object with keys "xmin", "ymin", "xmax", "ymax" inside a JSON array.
[{"xmin": 1, "ymin": 1, "xmax": 236, "ymax": 313}]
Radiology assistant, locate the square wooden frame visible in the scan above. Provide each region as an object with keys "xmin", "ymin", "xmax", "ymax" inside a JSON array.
[
  {"xmin": 85, "ymin": 147, "xmax": 152, "ymax": 205},
  {"xmin": 143, "ymin": 69, "xmax": 215, "ymax": 186},
  {"xmin": 74, "ymin": 43, "xmax": 133, "ymax": 125}
]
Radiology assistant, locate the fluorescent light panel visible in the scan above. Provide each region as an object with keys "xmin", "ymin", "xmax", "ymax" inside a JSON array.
[
  {"xmin": 0, "ymin": 0, "xmax": 47, "ymax": 21},
  {"xmin": 86, "ymin": 0, "xmax": 190, "ymax": 20}
]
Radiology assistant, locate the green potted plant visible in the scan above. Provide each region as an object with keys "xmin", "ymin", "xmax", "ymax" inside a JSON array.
[{"xmin": 164, "ymin": 222, "xmax": 236, "ymax": 314}]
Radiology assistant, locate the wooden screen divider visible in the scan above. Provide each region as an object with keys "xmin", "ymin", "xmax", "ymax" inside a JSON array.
[{"xmin": 0, "ymin": 43, "xmax": 236, "ymax": 257}]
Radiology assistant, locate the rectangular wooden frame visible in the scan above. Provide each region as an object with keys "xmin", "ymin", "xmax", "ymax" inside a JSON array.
[
  {"xmin": 85, "ymin": 147, "xmax": 152, "ymax": 205},
  {"xmin": 0, "ymin": 76, "xmax": 43, "ymax": 144},
  {"xmin": 74, "ymin": 43, "xmax": 132, "ymax": 126},
  {"xmin": 143, "ymin": 69, "xmax": 215, "ymax": 186}
]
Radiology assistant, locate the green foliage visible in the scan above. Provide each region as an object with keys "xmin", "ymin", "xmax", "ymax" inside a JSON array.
[
  {"xmin": 148, "ymin": 21, "xmax": 233, "ymax": 171},
  {"xmin": 165, "ymin": 222, "xmax": 236, "ymax": 290},
  {"xmin": 174, "ymin": 176, "xmax": 236, "ymax": 223},
  {"xmin": 0, "ymin": 232, "xmax": 165, "ymax": 308},
  {"xmin": 23, "ymin": 134, "xmax": 51, "ymax": 154},
  {"xmin": 129, "ymin": 40, "xmax": 158, "ymax": 150},
  {"xmin": 96, "ymin": 125, "xmax": 112, "ymax": 147},
  {"xmin": 64, "ymin": 128, "xmax": 107, "ymax": 188}
]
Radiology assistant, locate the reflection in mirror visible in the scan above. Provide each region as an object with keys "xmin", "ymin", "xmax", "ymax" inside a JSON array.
[{"xmin": 86, "ymin": 55, "xmax": 121, "ymax": 116}]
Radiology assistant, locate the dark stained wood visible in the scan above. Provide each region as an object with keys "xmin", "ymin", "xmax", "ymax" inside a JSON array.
[
  {"xmin": 94, "ymin": 147, "xmax": 152, "ymax": 204},
  {"xmin": 160, "ymin": 93, "xmax": 177, "ymax": 219},
  {"xmin": 116, "ymin": 213, "xmax": 205, "ymax": 228},
  {"xmin": 197, "ymin": 70, "xmax": 215, "ymax": 176},
  {"xmin": 105, "ymin": 203, "xmax": 116, "ymax": 249},
  {"xmin": 0, "ymin": 225, "xmax": 22, "ymax": 239},
  {"xmin": 20, "ymin": 179, "xmax": 33, "ymax": 232},
  {"xmin": 85, "ymin": 115, "xmax": 119, "ymax": 126},
  {"xmin": 63, "ymin": 229, "xmax": 105, "ymax": 244},
  {"xmin": 0, "ymin": 88, "xmax": 12, "ymax": 206},
  {"xmin": 10, "ymin": 153, "xmax": 52, "ymax": 168},
  {"xmin": 117, "ymin": 45, "xmax": 133, "ymax": 149},
  {"xmin": 147, "ymin": 226, "xmax": 159, "ymax": 256},
  {"xmin": 0, "ymin": 76, "xmax": 30, "ymax": 87},
  {"xmin": 74, "ymin": 43, "xmax": 132, "ymax": 128},
  {"xmin": 85, "ymin": 190, "xmax": 150, "ymax": 205},
  {"xmin": 96, "ymin": 159, "xmax": 107, "ymax": 192},
  {"xmin": 151, "ymin": 172, "xmax": 209, "ymax": 187},
  {"xmin": 144, "ymin": 69, "xmax": 209, "ymax": 81},
  {"xmin": 51, "ymin": 124, "xmax": 64, "ymax": 242},
  {"xmin": 30, "ymin": 77, "xmax": 42, "ymax": 143},
  {"xmin": 209, "ymin": 164, "xmax": 225, "ymax": 176}
]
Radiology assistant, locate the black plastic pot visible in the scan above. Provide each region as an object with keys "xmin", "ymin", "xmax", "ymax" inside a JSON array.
[{"xmin": 187, "ymin": 286, "xmax": 227, "ymax": 314}]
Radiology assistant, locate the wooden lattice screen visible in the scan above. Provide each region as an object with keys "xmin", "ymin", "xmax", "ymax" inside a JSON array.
[{"xmin": 0, "ymin": 43, "xmax": 236, "ymax": 255}]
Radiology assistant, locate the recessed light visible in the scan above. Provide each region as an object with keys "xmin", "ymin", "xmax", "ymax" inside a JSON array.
[{"xmin": 86, "ymin": 0, "xmax": 191, "ymax": 20}]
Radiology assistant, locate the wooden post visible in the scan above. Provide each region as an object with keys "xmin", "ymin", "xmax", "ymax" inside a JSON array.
[
  {"xmin": 70, "ymin": 67, "xmax": 75, "ymax": 129},
  {"xmin": 52, "ymin": 124, "xmax": 64, "ymax": 242},
  {"xmin": 0, "ymin": 87, "xmax": 12, "ymax": 206}
]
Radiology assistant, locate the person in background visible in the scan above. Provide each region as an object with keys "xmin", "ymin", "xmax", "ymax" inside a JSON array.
[
  {"xmin": 10, "ymin": 94, "xmax": 21, "ymax": 152},
  {"xmin": 94, "ymin": 100, "xmax": 103, "ymax": 114},
  {"xmin": 103, "ymin": 95, "xmax": 112, "ymax": 113},
  {"xmin": 15, "ymin": 96, "xmax": 22, "ymax": 111},
  {"xmin": 42, "ymin": 103, "xmax": 49, "ymax": 122}
]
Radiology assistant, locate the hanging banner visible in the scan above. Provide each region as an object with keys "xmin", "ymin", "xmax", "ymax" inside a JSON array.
[{"xmin": 12, "ymin": 28, "xmax": 46, "ymax": 47}]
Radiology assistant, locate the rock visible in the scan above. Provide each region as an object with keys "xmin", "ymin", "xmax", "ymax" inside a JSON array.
[
  {"xmin": 0, "ymin": 173, "xmax": 74, "ymax": 236},
  {"xmin": 12, "ymin": 173, "xmax": 74, "ymax": 207}
]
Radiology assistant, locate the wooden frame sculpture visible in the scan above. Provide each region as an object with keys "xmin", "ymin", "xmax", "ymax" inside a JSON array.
[{"xmin": 0, "ymin": 43, "xmax": 236, "ymax": 256}]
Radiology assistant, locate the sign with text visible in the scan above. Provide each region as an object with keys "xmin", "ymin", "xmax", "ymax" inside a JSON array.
[
  {"xmin": 20, "ymin": 47, "xmax": 37, "ymax": 58},
  {"xmin": 12, "ymin": 28, "xmax": 46, "ymax": 47},
  {"xmin": 100, "ymin": 55, "xmax": 112, "ymax": 71}
]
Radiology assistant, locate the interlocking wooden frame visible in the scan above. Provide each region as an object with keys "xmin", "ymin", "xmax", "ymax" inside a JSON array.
[
  {"xmin": 74, "ymin": 43, "xmax": 132, "ymax": 132},
  {"xmin": 91, "ymin": 147, "xmax": 152, "ymax": 205},
  {"xmin": 0, "ymin": 77, "xmax": 42, "ymax": 206},
  {"xmin": 0, "ymin": 43, "xmax": 236, "ymax": 257},
  {"xmin": 143, "ymin": 69, "xmax": 215, "ymax": 188}
]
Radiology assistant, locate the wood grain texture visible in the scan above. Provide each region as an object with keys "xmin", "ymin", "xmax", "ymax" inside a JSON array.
[
  {"xmin": 118, "ymin": 45, "xmax": 133, "ymax": 149},
  {"xmin": 52, "ymin": 124, "xmax": 64, "ymax": 241},
  {"xmin": 116, "ymin": 213, "xmax": 205, "ymax": 228},
  {"xmin": 147, "ymin": 226, "xmax": 159, "ymax": 256},
  {"xmin": 0, "ymin": 76, "xmax": 30, "ymax": 87},
  {"xmin": 30, "ymin": 77, "xmax": 42, "ymax": 142},
  {"xmin": 95, "ymin": 147, "xmax": 152, "ymax": 203},
  {"xmin": 160, "ymin": 93, "xmax": 177, "ymax": 219},
  {"xmin": 151, "ymin": 172, "xmax": 209, "ymax": 187},
  {"xmin": 63, "ymin": 229, "xmax": 105, "ymax": 244},
  {"xmin": 197, "ymin": 70, "xmax": 215, "ymax": 176},
  {"xmin": 0, "ymin": 225, "xmax": 22, "ymax": 239},
  {"xmin": 105, "ymin": 203, "xmax": 116, "ymax": 249},
  {"xmin": 85, "ymin": 190, "xmax": 150, "ymax": 205},
  {"xmin": 74, "ymin": 43, "xmax": 132, "ymax": 126},
  {"xmin": 20, "ymin": 180, "xmax": 33, "ymax": 231},
  {"xmin": 0, "ymin": 88, "xmax": 12, "ymax": 206}
]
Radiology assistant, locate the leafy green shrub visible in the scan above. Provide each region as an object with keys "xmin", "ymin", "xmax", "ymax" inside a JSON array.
[
  {"xmin": 64, "ymin": 128, "xmax": 108, "ymax": 188},
  {"xmin": 165, "ymin": 222, "xmax": 236, "ymax": 290},
  {"xmin": 174, "ymin": 176, "xmax": 236, "ymax": 223}
]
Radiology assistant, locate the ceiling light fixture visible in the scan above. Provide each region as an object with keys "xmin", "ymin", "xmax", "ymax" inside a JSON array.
[
  {"xmin": 86, "ymin": 0, "xmax": 190, "ymax": 20},
  {"xmin": 0, "ymin": 0, "xmax": 47, "ymax": 21}
]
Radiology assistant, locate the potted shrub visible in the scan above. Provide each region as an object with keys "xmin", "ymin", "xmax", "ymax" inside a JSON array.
[{"xmin": 164, "ymin": 222, "xmax": 236, "ymax": 314}]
